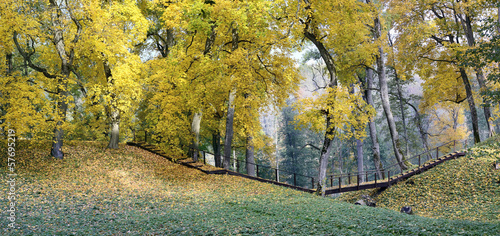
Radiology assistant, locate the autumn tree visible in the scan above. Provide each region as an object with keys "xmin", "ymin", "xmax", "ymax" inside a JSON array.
[{"xmin": 387, "ymin": 0, "xmax": 499, "ymax": 144}]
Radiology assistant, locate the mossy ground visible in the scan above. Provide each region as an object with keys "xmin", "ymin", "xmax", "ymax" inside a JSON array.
[
  {"xmin": 1, "ymin": 140, "xmax": 499, "ymax": 235},
  {"xmin": 337, "ymin": 136, "xmax": 500, "ymax": 223}
]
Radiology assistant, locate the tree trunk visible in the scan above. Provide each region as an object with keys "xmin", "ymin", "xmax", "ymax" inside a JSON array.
[
  {"xmin": 459, "ymin": 68, "xmax": 481, "ymax": 143},
  {"xmin": 407, "ymin": 102, "xmax": 432, "ymax": 160},
  {"xmin": 317, "ymin": 115, "xmax": 334, "ymax": 196},
  {"xmin": 223, "ymin": 90, "xmax": 236, "ymax": 169},
  {"xmin": 374, "ymin": 16, "xmax": 407, "ymax": 170},
  {"xmin": 212, "ymin": 131, "xmax": 221, "ymax": 167},
  {"xmin": 356, "ymin": 139, "xmax": 364, "ymax": 181},
  {"xmin": 246, "ymin": 135, "xmax": 256, "ymax": 176},
  {"xmin": 303, "ymin": 19, "xmax": 338, "ymax": 196},
  {"xmin": 462, "ymin": 13, "xmax": 494, "ymax": 137},
  {"xmin": 191, "ymin": 111, "xmax": 203, "ymax": 161},
  {"xmin": 108, "ymin": 110, "xmax": 120, "ymax": 149},
  {"xmin": 103, "ymin": 60, "xmax": 121, "ymax": 149},
  {"xmin": 223, "ymin": 25, "xmax": 239, "ymax": 169},
  {"xmin": 244, "ymin": 93, "xmax": 256, "ymax": 176},
  {"xmin": 395, "ymin": 74, "xmax": 410, "ymax": 157},
  {"xmin": 365, "ymin": 68, "xmax": 383, "ymax": 177}
]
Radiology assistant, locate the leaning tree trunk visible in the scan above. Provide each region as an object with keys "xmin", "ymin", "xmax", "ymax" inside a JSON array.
[
  {"xmin": 407, "ymin": 102, "xmax": 432, "ymax": 160},
  {"xmin": 304, "ymin": 24, "xmax": 338, "ymax": 195},
  {"xmin": 365, "ymin": 68, "xmax": 383, "ymax": 177},
  {"xmin": 191, "ymin": 111, "xmax": 203, "ymax": 161},
  {"xmin": 462, "ymin": 13, "xmax": 494, "ymax": 137},
  {"xmin": 374, "ymin": 16, "xmax": 407, "ymax": 170},
  {"xmin": 459, "ymin": 68, "xmax": 481, "ymax": 144}
]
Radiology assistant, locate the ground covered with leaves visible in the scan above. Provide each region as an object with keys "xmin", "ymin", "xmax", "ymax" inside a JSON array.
[
  {"xmin": 338, "ymin": 136, "xmax": 500, "ymax": 223},
  {"xmin": 1, "ymin": 141, "xmax": 499, "ymax": 235}
]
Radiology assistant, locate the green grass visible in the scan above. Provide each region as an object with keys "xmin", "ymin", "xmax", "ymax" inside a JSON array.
[
  {"xmin": 1, "ymin": 141, "xmax": 499, "ymax": 235},
  {"xmin": 337, "ymin": 136, "xmax": 500, "ymax": 223}
]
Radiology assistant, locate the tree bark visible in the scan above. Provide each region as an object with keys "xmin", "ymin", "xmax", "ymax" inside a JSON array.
[
  {"xmin": 461, "ymin": 13, "xmax": 494, "ymax": 137},
  {"xmin": 244, "ymin": 93, "xmax": 256, "ymax": 176},
  {"xmin": 191, "ymin": 111, "xmax": 203, "ymax": 161},
  {"xmin": 223, "ymin": 89, "xmax": 236, "ymax": 169},
  {"xmin": 223, "ymin": 25, "xmax": 238, "ymax": 169},
  {"xmin": 365, "ymin": 68, "xmax": 383, "ymax": 177},
  {"xmin": 356, "ymin": 139, "xmax": 364, "ymax": 181},
  {"xmin": 303, "ymin": 20, "xmax": 338, "ymax": 196},
  {"xmin": 459, "ymin": 68, "xmax": 481, "ymax": 143},
  {"xmin": 212, "ymin": 131, "xmax": 221, "ymax": 167},
  {"xmin": 395, "ymin": 74, "xmax": 410, "ymax": 157},
  {"xmin": 374, "ymin": 16, "xmax": 407, "ymax": 170},
  {"xmin": 103, "ymin": 60, "xmax": 120, "ymax": 149},
  {"xmin": 245, "ymin": 135, "xmax": 256, "ymax": 176},
  {"xmin": 108, "ymin": 110, "xmax": 120, "ymax": 149},
  {"xmin": 407, "ymin": 102, "xmax": 432, "ymax": 160}
]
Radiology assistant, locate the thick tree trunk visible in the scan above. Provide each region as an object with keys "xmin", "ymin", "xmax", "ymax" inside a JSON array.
[
  {"xmin": 245, "ymin": 135, "xmax": 256, "ymax": 176},
  {"xmin": 191, "ymin": 111, "xmax": 203, "ymax": 161},
  {"xmin": 244, "ymin": 93, "xmax": 256, "ymax": 176},
  {"xmin": 103, "ymin": 60, "xmax": 120, "ymax": 149},
  {"xmin": 212, "ymin": 131, "xmax": 221, "ymax": 167},
  {"xmin": 459, "ymin": 68, "xmax": 481, "ymax": 143},
  {"xmin": 317, "ymin": 116, "xmax": 334, "ymax": 196},
  {"xmin": 223, "ymin": 90, "xmax": 236, "ymax": 169},
  {"xmin": 374, "ymin": 16, "xmax": 407, "ymax": 170},
  {"xmin": 223, "ymin": 25, "xmax": 238, "ymax": 169},
  {"xmin": 107, "ymin": 110, "xmax": 120, "ymax": 149},
  {"xmin": 365, "ymin": 68, "xmax": 383, "ymax": 177}
]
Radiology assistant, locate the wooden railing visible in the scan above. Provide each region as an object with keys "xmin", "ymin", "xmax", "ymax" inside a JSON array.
[{"xmin": 133, "ymin": 130, "xmax": 468, "ymax": 194}]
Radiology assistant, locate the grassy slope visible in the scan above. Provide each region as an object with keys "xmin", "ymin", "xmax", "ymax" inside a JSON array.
[
  {"xmin": 1, "ymin": 141, "xmax": 499, "ymax": 235},
  {"xmin": 338, "ymin": 136, "xmax": 500, "ymax": 223}
]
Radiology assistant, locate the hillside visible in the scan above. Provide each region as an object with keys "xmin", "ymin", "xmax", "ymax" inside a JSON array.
[
  {"xmin": 1, "ymin": 141, "xmax": 499, "ymax": 235},
  {"xmin": 337, "ymin": 136, "xmax": 500, "ymax": 223}
]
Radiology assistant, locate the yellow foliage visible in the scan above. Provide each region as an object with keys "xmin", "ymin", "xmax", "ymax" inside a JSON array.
[{"xmin": 294, "ymin": 86, "xmax": 375, "ymax": 141}]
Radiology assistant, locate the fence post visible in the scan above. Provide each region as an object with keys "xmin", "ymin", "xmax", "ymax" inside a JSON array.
[
  {"xmin": 357, "ymin": 174, "xmax": 360, "ymax": 190},
  {"xmin": 418, "ymin": 155, "xmax": 421, "ymax": 167},
  {"xmin": 311, "ymin": 178, "xmax": 314, "ymax": 189},
  {"xmin": 203, "ymin": 151, "xmax": 206, "ymax": 164},
  {"xmin": 145, "ymin": 130, "xmax": 148, "ymax": 143},
  {"xmin": 338, "ymin": 177, "xmax": 342, "ymax": 192},
  {"xmin": 236, "ymin": 159, "xmax": 240, "ymax": 173},
  {"xmin": 374, "ymin": 173, "xmax": 377, "ymax": 188},
  {"xmin": 275, "ymin": 169, "xmax": 278, "ymax": 182},
  {"xmin": 293, "ymin": 173, "xmax": 297, "ymax": 186},
  {"xmin": 256, "ymin": 164, "xmax": 259, "ymax": 177},
  {"xmin": 330, "ymin": 176, "xmax": 333, "ymax": 187},
  {"xmin": 436, "ymin": 147, "xmax": 439, "ymax": 160},
  {"xmin": 348, "ymin": 173, "xmax": 351, "ymax": 185}
]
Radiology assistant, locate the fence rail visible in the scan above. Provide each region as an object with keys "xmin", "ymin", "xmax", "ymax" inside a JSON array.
[{"xmin": 133, "ymin": 130, "xmax": 468, "ymax": 194}]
